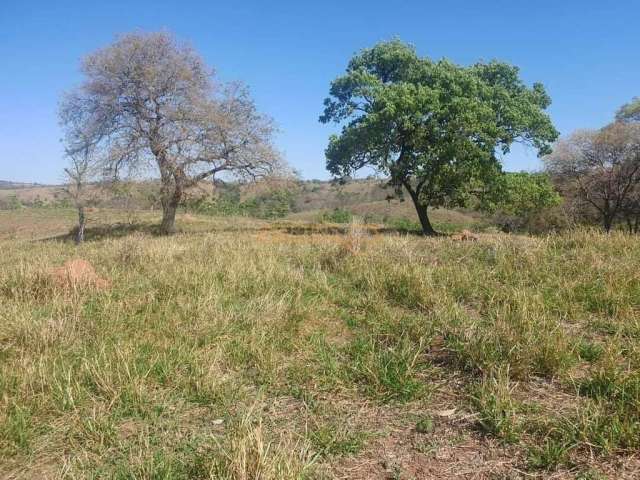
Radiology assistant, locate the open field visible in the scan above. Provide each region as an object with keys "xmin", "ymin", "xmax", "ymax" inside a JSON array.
[
  {"xmin": 0, "ymin": 179, "xmax": 488, "ymax": 233},
  {"xmin": 1, "ymin": 209, "xmax": 640, "ymax": 479},
  {"xmin": 0, "ymin": 204, "xmax": 485, "ymax": 242}
]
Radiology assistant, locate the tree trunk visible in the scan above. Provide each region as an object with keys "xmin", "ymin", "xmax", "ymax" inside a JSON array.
[
  {"xmin": 627, "ymin": 214, "xmax": 640, "ymax": 234},
  {"xmin": 75, "ymin": 205, "xmax": 86, "ymax": 244},
  {"xmin": 160, "ymin": 196, "xmax": 179, "ymax": 235},
  {"xmin": 414, "ymin": 201, "xmax": 437, "ymax": 236},
  {"xmin": 603, "ymin": 215, "xmax": 613, "ymax": 233},
  {"xmin": 157, "ymin": 160, "xmax": 183, "ymax": 235},
  {"xmin": 405, "ymin": 186, "xmax": 437, "ymax": 236}
]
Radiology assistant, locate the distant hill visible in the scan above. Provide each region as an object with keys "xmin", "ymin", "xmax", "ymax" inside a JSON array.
[
  {"xmin": 0, "ymin": 177, "xmax": 485, "ymax": 230},
  {"xmin": 0, "ymin": 180, "xmax": 43, "ymax": 189}
]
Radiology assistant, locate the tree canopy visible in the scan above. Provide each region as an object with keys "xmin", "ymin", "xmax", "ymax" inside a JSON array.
[
  {"xmin": 545, "ymin": 122, "xmax": 640, "ymax": 232},
  {"xmin": 320, "ymin": 40, "xmax": 558, "ymax": 234},
  {"xmin": 616, "ymin": 97, "xmax": 640, "ymax": 123},
  {"xmin": 60, "ymin": 32, "xmax": 283, "ymax": 234}
]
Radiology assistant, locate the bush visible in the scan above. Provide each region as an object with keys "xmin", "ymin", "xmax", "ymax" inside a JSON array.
[
  {"xmin": 0, "ymin": 194, "xmax": 23, "ymax": 210},
  {"xmin": 494, "ymin": 205, "xmax": 570, "ymax": 234},
  {"xmin": 482, "ymin": 172, "xmax": 563, "ymax": 233},
  {"xmin": 384, "ymin": 217, "xmax": 422, "ymax": 233},
  {"xmin": 320, "ymin": 208, "xmax": 353, "ymax": 224},
  {"xmin": 249, "ymin": 188, "xmax": 297, "ymax": 219},
  {"xmin": 186, "ymin": 188, "xmax": 297, "ymax": 219}
]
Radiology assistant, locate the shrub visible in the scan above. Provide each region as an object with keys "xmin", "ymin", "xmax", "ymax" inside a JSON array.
[
  {"xmin": 186, "ymin": 188, "xmax": 297, "ymax": 219},
  {"xmin": 0, "ymin": 194, "xmax": 23, "ymax": 210},
  {"xmin": 384, "ymin": 217, "xmax": 421, "ymax": 233},
  {"xmin": 320, "ymin": 208, "xmax": 353, "ymax": 224}
]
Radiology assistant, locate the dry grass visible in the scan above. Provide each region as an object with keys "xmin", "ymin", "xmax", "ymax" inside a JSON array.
[{"xmin": 1, "ymin": 209, "xmax": 639, "ymax": 479}]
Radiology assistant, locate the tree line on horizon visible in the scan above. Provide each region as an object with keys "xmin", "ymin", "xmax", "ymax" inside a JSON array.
[{"xmin": 57, "ymin": 31, "xmax": 640, "ymax": 242}]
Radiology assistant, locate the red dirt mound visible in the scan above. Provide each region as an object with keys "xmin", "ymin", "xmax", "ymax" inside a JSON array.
[{"xmin": 50, "ymin": 259, "xmax": 110, "ymax": 290}]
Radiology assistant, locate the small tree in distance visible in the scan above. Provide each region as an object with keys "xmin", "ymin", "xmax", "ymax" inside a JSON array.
[
  {"xmin": 60, "ymin": 103, "xmax": 98, "ymax": 244},
  {"xmin": 60, "ymin": 32, "xmax": 283, "ymax": 234},
  {"xmin": 320, "ymin": 40, "xmax": 559, "ymax": 235},
  {"xmin": 63, "ymin": 146, "xmax": 94, "ymax": 244}
]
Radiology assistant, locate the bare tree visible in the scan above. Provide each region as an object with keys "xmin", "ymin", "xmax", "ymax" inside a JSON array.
[
  {"xmin": 63, "ymin": 146, "xmax": 94, "ymax": 244},
  {"xmin": 59, "ymin": 32, "xmax": 282, "ymax": 234},
  {"xmin": 620, "ymin": 182, "xmax": 640, "ymax": 233},
  {"xmin": 60, "ymin": 94, "xmax": 99, "ymax": 244},
  {"xmin": 545, "ymin": 122, "xmax": 640, "ymax": 232}
]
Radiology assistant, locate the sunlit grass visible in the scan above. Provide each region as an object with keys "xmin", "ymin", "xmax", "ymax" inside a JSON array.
[{"xmin": 1, "ymin": 210, "xmax": 639, "ymax": 478}]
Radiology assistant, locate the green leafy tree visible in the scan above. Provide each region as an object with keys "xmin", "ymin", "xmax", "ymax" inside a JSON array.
[
  {"xmin": 251, "ymin": 188, "xmax": 296, "ymax": 219},
  {"xmin": 185, "ymin": 185, "xmax": 296, "ymax": 219},
  {"xmin": 616, "ymin": 97, "xmax": 640, "ymax": 123},
  {"xmin": 482, "ymin": 172, "xmax": 561, "ymax": 232},
  {"xmin": 320, "ymin": 40, "xmax": 558, "ymax": 235}
]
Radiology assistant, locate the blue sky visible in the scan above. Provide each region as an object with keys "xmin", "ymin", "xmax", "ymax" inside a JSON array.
[{"xmin": 1, "ymin": 0, "xmax": 638, "ymax": 183}]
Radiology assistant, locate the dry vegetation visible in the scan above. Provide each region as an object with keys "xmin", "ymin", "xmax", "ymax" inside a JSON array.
[{"xmin": 1, "ymin": 209, "xmax": 639, "ymax": 479}]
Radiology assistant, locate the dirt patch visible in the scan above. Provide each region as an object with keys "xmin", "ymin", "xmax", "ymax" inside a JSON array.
[
  {"xmin": 328, "ymin": 410, "xmax": 520, "ymax": 480},
  {"xmin": 49, "ymin": 259, "xmax": 110, "ymax": 290}
]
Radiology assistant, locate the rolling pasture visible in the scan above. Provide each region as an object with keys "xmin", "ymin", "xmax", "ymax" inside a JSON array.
[{"xmin": 1, "ymin": 209, "xmax": 639, "ymax": 479}]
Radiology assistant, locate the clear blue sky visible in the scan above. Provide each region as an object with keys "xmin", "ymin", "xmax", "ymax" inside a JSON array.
[{"xmin": 1, "ymin": 0, "xmax": 638, "ymax": 183}]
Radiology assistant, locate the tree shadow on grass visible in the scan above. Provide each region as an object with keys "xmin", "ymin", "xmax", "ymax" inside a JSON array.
[
  {"xmin": 41, "ymin": 222, "xmax": 162, "ymax": 243},
  {"xmin": 40, "ymin": 220, "xmax": 446, "ymax": 244},
  {"xmin": 276, "ymin": 223, "xmax": 428, "ymax": 237},
  {"xmin": 41, "ymin": 220, "xmax": 269, "ymax": 243}
]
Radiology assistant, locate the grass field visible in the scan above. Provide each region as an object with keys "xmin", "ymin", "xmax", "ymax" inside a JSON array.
[{"xmin": 1, "ymin": 209, "xmax": 639, "ymax": 479}]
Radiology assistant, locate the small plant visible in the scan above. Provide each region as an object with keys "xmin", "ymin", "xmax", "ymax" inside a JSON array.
[
  {"xmin": 576, "ymin": 469, "xmax": 608, "ymax": 480},
  {"xmin": 0, "ymin": 404, "xmax": 32, "ymax": 454},
  {"xmin": 577, "ymin": 370, "xmax": 619, "ymax": 400},
  {"xmin": 527, "ymin": 436, "xmax": 574, "ymax": 470},
  {"xmin": 577, "ymin": 340, "xmax": 604, "ymax": 363},
  {"xmin": 471, "ymin": 369, "xmax": 520, "ymax": 443},
  {"xmin": 308, "ymin": 421, "xmax": 366, "ymax": 456},
  {"xmin": 415, "ymin": 416, "xmax": 435, "ymax": 434},
  {"xmin": 211, "ymin": 414, "xmax": 316, "ymax": 480},
  {"xmin": 347, "ymin": 335, "xmax": 425, "ymax": 403}
]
